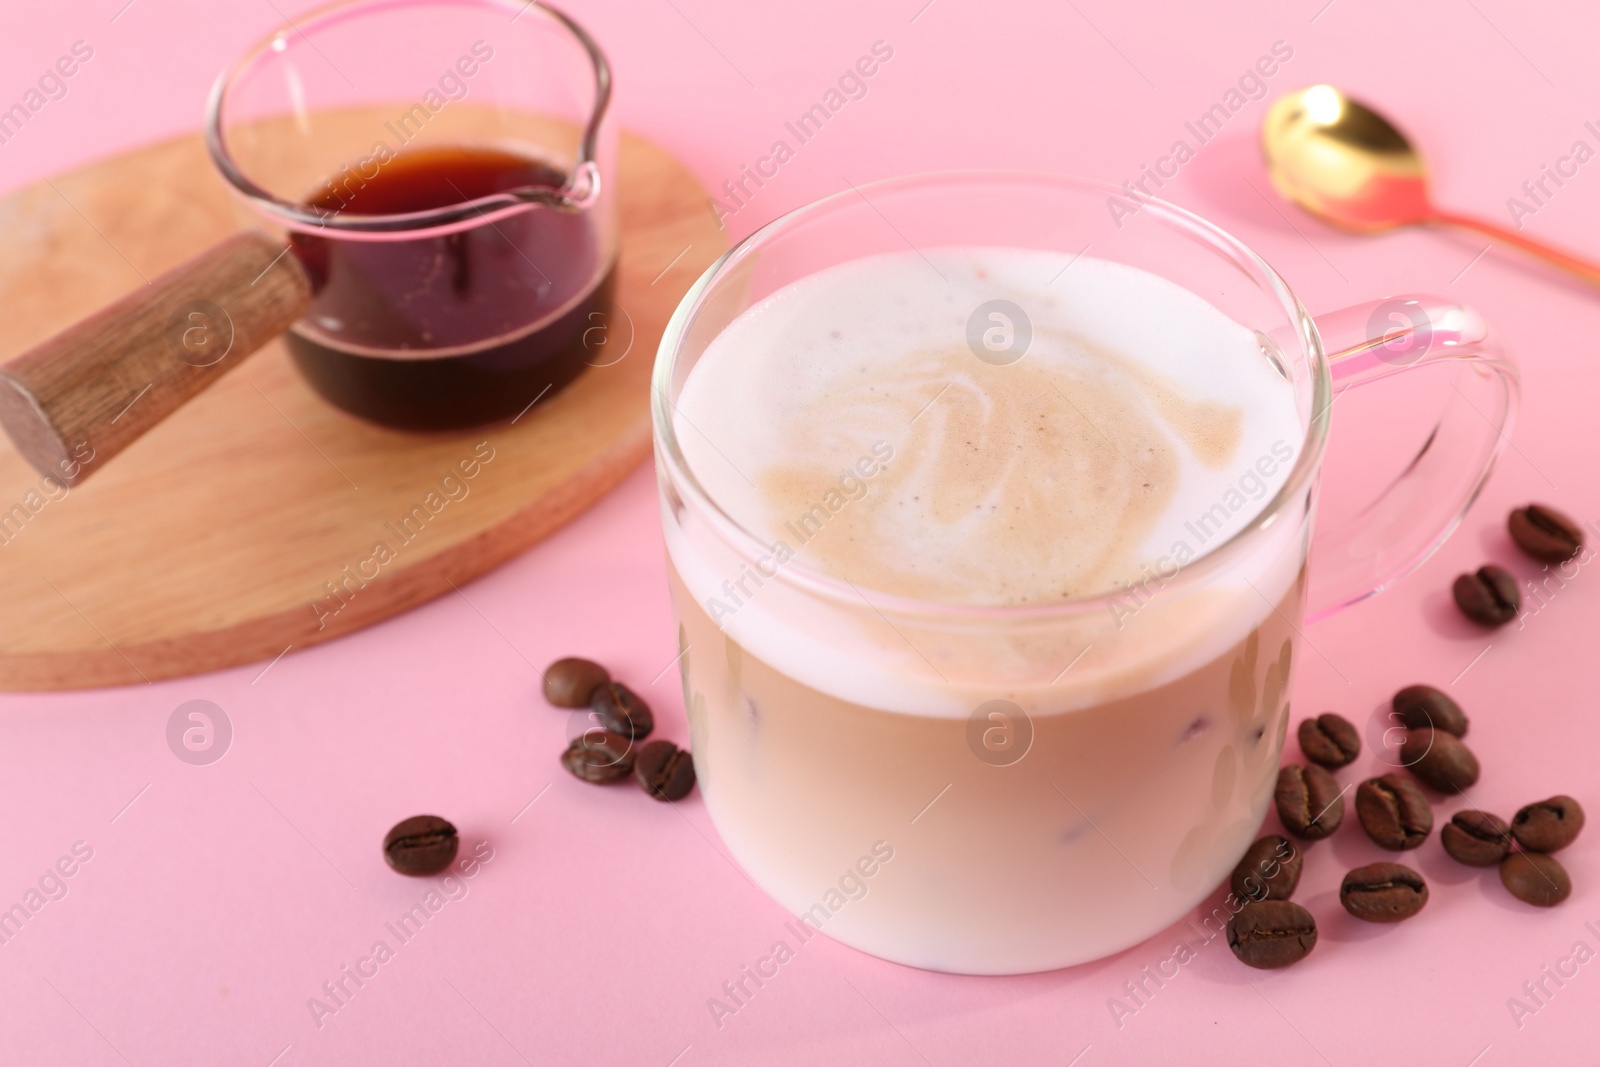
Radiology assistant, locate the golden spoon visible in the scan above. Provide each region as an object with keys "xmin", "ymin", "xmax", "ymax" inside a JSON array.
[{"xmin": 1262, "ymin": 84, "xmax": 1600, "ymax": 286}]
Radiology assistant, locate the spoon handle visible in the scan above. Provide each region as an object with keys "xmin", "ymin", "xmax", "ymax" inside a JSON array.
[{"xmin": 1432, "ymin": 211, "xmax": 1600, "ymax": 288}]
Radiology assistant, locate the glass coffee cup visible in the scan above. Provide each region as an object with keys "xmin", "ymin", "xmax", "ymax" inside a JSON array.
[
  {"xmin": 207, "ymin": 0, "xmax": 616, "ymax": 430},
  {"xmin": 650, "ymin": 172, "xmax": 1516, "ymax": 974}
]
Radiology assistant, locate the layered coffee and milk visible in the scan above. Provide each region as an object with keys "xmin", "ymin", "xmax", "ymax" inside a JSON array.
[{"xmin": 662, "ymin": 249, "xmax": 1309, "ymax": 972}]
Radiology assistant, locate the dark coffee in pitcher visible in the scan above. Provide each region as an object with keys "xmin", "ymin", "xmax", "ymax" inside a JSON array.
[{"xmin": 286, "ymin": 145, "xmax": 615, "ymax": 431}]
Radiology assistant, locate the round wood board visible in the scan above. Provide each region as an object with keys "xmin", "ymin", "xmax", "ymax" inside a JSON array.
[{"xmin": 0, "ymin": 127, "xmax": 723, "ymax": 690}]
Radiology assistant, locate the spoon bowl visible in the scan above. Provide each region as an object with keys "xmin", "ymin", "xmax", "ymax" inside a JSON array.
[{"xmin": 1262, "ymin": 84, "xmax": 1433, "ymax": 230}]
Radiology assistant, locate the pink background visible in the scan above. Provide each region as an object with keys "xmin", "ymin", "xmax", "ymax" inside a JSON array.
[{"xmin": 3, "ymin": 0, "xmax": 1599, "ymax": 1063}]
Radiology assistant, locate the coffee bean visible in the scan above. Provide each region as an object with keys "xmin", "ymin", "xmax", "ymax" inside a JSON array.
[
  {"xmin": 1340, "ymin": 862, "xmax": 1429, "ymax": 923},
  {"xmin": 634, "ymin": 739, "xmax": 696, "ymax": 802},
  {"xmin": 383, "ymin": 815, "xmax": 459, "ymax": 876},
  {"xmin": 1298, "ymin": 713, "xmax": 1360, "ymax": 769},
  {"xmin": 590, "ymin": 682, "xmax": 654, "ymax": 740},
  {"xmin": 1512, "ymin": 795, "xmax": 1585, "ymax": 853},
  {"xmin": 1440, "ymin": 810, "xmax": 1512, "ymax": 866},
  {"xmin": 1229, "ymin": 835, "xmax": 1303, "ymax": 902},
  {"xmin": 561, "ymin": 729, "xmax": 635, "ymax": 783},
  {"xmin": 543, "ymin": 657, "xmax": 609, "ymax": 708},
  {"xmin": 1275, "ymin": 764, "xmax": 1344, "ymax": 840},
  {"xmin": 1391, "ymin": 685, "xmax": 1469, "ymax": 738},
  {"xmin": 1400, "ymin": 728, "xmax": 1480, "ymax": 793},
  {"xmin": 1500, "ymin": 852, "xmax": 1572, "ymax": 907},
  {"xmin": 1227, "ymin": 900, "xmax": 1318, "ymax": 969},
  {"xmin": 1509, "ymin": 504, "xmax": 1583, "ymax": 563},
  {"xmin": 1355, "ymin": 774, "xmax": 1433, "ymax": 850},
  {"xmin": 1452, "ymin": 565, "xmax": 1520, "ymax": 626}
]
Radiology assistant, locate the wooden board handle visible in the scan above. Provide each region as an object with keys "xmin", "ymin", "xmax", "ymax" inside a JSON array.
[{"xmin": 0, "ymin": 231, "xmax": 312, "ymax": 486}]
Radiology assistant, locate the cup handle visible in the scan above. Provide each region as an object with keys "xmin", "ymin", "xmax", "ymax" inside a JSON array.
[{"xmin": 1300, "ymin": 294, "xmax": 1520, "ymax": 621}]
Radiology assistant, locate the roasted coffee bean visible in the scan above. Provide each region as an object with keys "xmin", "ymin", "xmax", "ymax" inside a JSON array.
[
  {"xmin": 1355, "ymin": 774, "xmax": 1433, "ymax": 850},
  {"xmin": 589, "ymin": 682, "xmax": 654, "ymax": 740},
  {"xmin": 1512, "ymin": 795, "xmax": 1585, "ymax": 853},
  {"xmin": 1275, "ymin": 764, "xmax": 1345, "ymax": 840},
  {"xmin": 383, "ymin": 815, "xmax": 459, "ymax": 876},
  {"xmin": 1227, "ymin": 900, "xmax": 1318, "ymax": 969},
  {"xmin": 543, "ymin": 657, "xmax": 609, "ymax": 708},
  {"xmin": 1340, "ymin": 862, "xmax": 1429, "ymax": 923},
  {"xmin": 1391, "ymin": 685, "xmax": 1469, "ymax": 738},
  {"xmin": 1298, "ymin": 713, "xmax": 1361, "ymax": 769},
  {"xmin": 1400, "ymin": 728, "xmax": 1480, "ymax": 793},
  {"xmin": 1452, "ymin": 565, "xmax": 1520, "ymax": 626},
  {"xmin": 1229, "ymin": 835, "xmax": 1303, "ymax": 902},
  {"xmin": 634, "ymin": 739, "xmax": 696, "ymax": 802},
  {"xmin": 1500, "ymin": 852, "xmax": 1572, "ymax": 908},
  {"xmin": 1440, "ymin": 810, "xmax": 1512, "ymax": 866},
  {"xmin": 1508, "ymin": 504, "xmax": 1584, "ymax": 563},
  {"xmin": 561, "ymin": 729, "xmax": 635, "ymax": 783}
]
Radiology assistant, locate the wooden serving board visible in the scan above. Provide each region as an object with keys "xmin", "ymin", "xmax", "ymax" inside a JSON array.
[{"xmin": 0, "ymin": 126, "xmax": 724, "ymax": 690}]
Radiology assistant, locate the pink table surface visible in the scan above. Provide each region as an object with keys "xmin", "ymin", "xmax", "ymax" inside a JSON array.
[{"xmin": 3, "ymin": 1, "xmax": 1599, "ymax": 1063}]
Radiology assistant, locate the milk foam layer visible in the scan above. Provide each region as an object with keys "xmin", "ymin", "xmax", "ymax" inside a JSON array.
[{"xmin": 666, "ymin": 248, "xmax": 1307, "ymax": 715}]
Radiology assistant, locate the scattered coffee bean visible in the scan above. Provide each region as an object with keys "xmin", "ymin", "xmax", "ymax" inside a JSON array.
[
  {"xmin": 1452, "ymin": 565, "xmax": 1520, "ymax": 626},
  {"xmin": 1355, "ymin": 774, "xmax": 1433, "ymax": 850},
  {"xmin": 590, "ymin": 682, "xmax": 654, "ymax": 740},
  {"xmin": 1500, "ymin": 851, "xmax": 1572, "ymax": 908},
  {"xmin": 1391, "ymin": 685, "xmax": 1469, "ymax": 738},
  {"xmin": 561, "ymin": 729, "xmax": 635, "ymax": 783},
  {"xmin": 1400, "ymin": 728, "xmax": 1480, "ymax": 793},
  {"xmin": 1440, "ymin": 810, "xmax": 1512, "ymax": 867},
  {"xmin": 1512, "ymin": 795, "xmax": 1585, "ymax": 853},
  {"xmin": 1227, "ymin": 900, "xmax": 1318, "ymax": 969},
  {"xmin": 1298, "ymin": 713, "xmax": 1361, "ymax": 769},
  {"xmin": 1340, "ymin": 862, "xmax": 1429, "ymax": 923},
  {"xmin": 543, "ymin": 657, "xmax": 609, "ymax": 708},
  {"xmin": 1508, "ymin": 504, "xmax": 1584, "ymax": 563},
  {"xmin": 383, "ymin": 815, "xmax": 459, "ymax": 876},
  {"xmin": 1229, "ymin": 835, "xmax": 1303, "ymax": 902},
  {"xmin": 1275, "ymin": 764, "xmax": 1345, "ymax": 840},
  {"xmin": 634, "ymin": 739, "xmax": 696, "ymax": 801}
]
